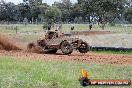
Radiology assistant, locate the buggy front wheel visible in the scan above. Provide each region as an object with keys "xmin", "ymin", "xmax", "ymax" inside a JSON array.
[{"xmin": 60, "ymin": 41, "xmax": 73, "ymax": 55}]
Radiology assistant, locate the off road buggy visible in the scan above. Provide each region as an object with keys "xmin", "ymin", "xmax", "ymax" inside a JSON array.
[{"xmin": 27, "ymin": 30, "xmax": 90, "ymax": 55}]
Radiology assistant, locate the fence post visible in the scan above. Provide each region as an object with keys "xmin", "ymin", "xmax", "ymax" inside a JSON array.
[{"xmin": 15, "ymin": 26, "xmax": 18, "ymax": 34}]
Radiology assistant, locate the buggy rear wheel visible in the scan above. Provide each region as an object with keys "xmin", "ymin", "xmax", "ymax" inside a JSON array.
[
  {"xmin": 78, "ymin": 42, "xmax": 89, "ymax": 53},
  {"xmin": 60, "ymin": 41, "xmax": 73, "ymax": 55}
]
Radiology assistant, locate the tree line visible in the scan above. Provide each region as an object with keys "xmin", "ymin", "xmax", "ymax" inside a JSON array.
[{"xmin": 0, "ymin": 0, "xmax": 132, "ymax": 24}]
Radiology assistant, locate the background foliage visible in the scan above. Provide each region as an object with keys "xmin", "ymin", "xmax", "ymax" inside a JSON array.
[{"xmin": 0, "ymin": 0, "xmax": 131, "ymax": 24}]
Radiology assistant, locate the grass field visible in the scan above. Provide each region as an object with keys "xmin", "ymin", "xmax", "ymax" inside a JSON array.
[
  {"xmin": 0, "ymin": 24, "xmax": 132, "ymax": 88},
  {"xmin": 0, "ymin": 24, "xmax": 132, "ymax": 34},
  {"xmin": 0, "ymin": 24, "xmax": 132, "ymax": 42},
  {"xmin": 0, "ymin": 56, "xmax": 132, "ymax": 88},
  {"xmin": 92, "ymin": 50, "xmax": 132, "ymax": 55}
]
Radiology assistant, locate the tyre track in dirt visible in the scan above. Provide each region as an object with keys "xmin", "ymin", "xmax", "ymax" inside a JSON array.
[
  {"xmin": 0, "ymin": 50, "xmax": 131, "ymax": 65},
  {"xmin": 0, "ymin": 32, "xmax": 132, "ymax": 65}
]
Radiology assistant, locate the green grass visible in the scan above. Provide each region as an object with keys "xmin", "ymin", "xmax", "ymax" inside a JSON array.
[
  {"xmin": 92, "ymin": 50, "xmax": 132, "ymax": 55},
  {"xmin": 0, "ymin": 24, "xmax": 132, "ymax": 34},
  {"xmin": 0, "ymin": 24, "xmax": 44, "ymax": 34},
  {"xmin": 0, "ymin": 24, "xmax": 131, "ymax": 42},
  {"xmin": 62, "ymin": 24, "xmax": 132, "ymax": 33},
  {"xmin": 0, "ymin": 56, "xmax": 131, "ymax": 88}
]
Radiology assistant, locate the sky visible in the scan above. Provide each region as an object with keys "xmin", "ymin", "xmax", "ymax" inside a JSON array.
[{"xmin": 5, "ymin": 0, "xmax": 77, "ymax": 5}]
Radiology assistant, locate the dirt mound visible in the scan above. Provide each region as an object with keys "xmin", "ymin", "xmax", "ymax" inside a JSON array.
[{"xmin": 0, "ymin": 34, "xmax": 21, "ymax": 51}]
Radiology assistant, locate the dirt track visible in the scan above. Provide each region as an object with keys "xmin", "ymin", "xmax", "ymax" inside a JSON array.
[
  {"xmin": 72, "ymin": 31, "xmax": 111, "ymax": 35},
  {"xmin": 0, "ymin": 31, "xmax": 132, "ymax": 65},
  {"xmin": 0, "ymin": 50, "xmax": 131, "ymax": 65}
]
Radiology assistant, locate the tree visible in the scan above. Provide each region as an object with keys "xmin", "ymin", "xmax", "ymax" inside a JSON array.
[
  {"xmin": 6, "ymin": 2, "xmax": 18, "ymax": 21},
  {"xmin": 125, "ymin": 0, "xmax": 132, "ymax": 7},
  {"xmin": 45, "ymin": 6, "xmax": 62, "ymax": 24},
  {"xmin": 123, "ymin": 7, "xmax": 132, "ymax": 23},
  {"xmin": 71, "ymin": 3, "xmax": 83, "ymax": 22},
  {"xmin": 18, "ymin": 3, "xmax": 30, "ymax": 20},
  {"xmin": 53, "ymin": 0, "xmax": 73, "ymax": 22},
  {"xmin": 78, "ymin": 0, "xmax": 126, "ymax": 30},
  {"xmin": 39, "ymin": 3, "xmax": 49, "ymax": 15},
  {"xmin": 61, "ymin": 0, "xmax": 72, "ymax": 22},
  {"xmin": 96, "ymin": 0, "xmax": 126, "ymax": 29},
  {"xmin": 0, "ymin": 1, "xmax": 18, "ymax": 21},
  {"xmin": 0, "ymin": 0, "xmax": 7, "ymax": 21},
  {"xmin": 0, "ymin": 0, "xmax": 130, "ymax": 25},
  {"xmin": 37, "ymin": 3, "xmax": 49, "ymax": 22},
  {"xmin": 30, "ymin": 5, "xmax": 41, "ymax": 22}
]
